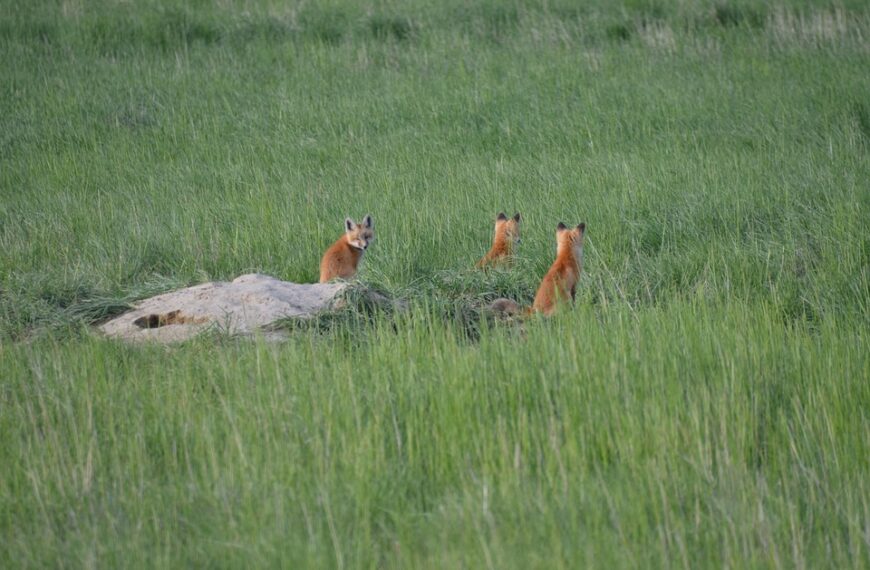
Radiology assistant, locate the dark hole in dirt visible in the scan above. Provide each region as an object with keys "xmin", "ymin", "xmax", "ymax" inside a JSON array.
[{"xmin": 133, "ymin": 310, "xmax": 181, "ymax": 329}]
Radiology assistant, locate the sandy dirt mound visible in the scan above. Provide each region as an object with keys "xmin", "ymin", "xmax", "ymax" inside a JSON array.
[{"xmin": 99, "ymin": 273, "xmax": 348, "ymax": 343}]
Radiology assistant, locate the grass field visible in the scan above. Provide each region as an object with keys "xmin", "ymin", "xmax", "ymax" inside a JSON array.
[{"xmin": 2, "ymin": 0, "xmax": 869, "ymax": 567}]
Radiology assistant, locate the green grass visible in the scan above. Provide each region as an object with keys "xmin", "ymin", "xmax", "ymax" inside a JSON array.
[{"xmin": 1, "ymin": 0, "xmax": 869, "ymax": 567}]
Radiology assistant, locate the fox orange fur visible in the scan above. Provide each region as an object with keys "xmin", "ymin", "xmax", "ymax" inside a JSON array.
[
  {"xmin": 477, "ymin": 212, "xmax": 521, "ymax": 268},
  {"xmin": 319, "ymin": 215, "xmax": 374, "ymax": 283},
  {"xmin": 531, "ymin": 222, "xmax": 586, "ymax": 315},
  {"xmin": 487, "ymin": 221, "xmax": 586, "ymax": 317}
]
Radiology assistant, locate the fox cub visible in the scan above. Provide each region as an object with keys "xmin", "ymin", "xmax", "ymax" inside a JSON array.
[
  {"xmin": 319, "ymin": 215, "xmax": 374, "ymax": 283},
  {"xmin": 532, "ymin": 222, "xmax": 585, "ymax": 315},
  {"xmin": 488, "ymin": 221, "xmax": 586, "ymax": 317},
  {"xmin": 477, "ymin": 212, "xmax": 521, "ymax": 268}
]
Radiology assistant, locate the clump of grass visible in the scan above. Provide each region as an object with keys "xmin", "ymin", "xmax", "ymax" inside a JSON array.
[
  {"xmin": 268, "ymin": 281, "xmax": 400, "ymax": 337},
  {"xmin": 712, "ymin": 3, "xmax": 765, "ymax": 29},
  {"xmin": 0, "ymin": 19, "xmax": 58, "ymax": 44},
  {"xmin": 367, "ymin": 15, "xmax": 415, "ymax": 42},
  {"xmin": 270, "ymin": 270, "xmax": 533, "ymax": 342},
  {"xmin": 854, "ymin": 101, "xmax": 870, "ymax": 143},
  {"xmin": 453, "ymin": 3, "xmax": 522, "ymax": 43},
  {"xmin": 0, "ymin": 273, "xmax": 189, "ymax": 341},
  {"xmin": 605, "ymin": 23, "xmax": 633, "ymax": 42},
  {"xmin": 298, "ymin": 8, "xmax": 348, "ymax": 45}
]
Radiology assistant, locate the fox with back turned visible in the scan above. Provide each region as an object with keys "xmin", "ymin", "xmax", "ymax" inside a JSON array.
[
  {"xmin": 477, "ymin": 212, "xmax": 522, "ymax": 268},
  {"xmin": 488, "ymin": 221, "xmax": 586, "ymax": 317}
]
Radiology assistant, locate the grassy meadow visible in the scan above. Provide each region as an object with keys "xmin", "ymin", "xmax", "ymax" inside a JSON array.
[{"xmin": 1, "ymin": 0, "xmax": 869, "ymax": 567}]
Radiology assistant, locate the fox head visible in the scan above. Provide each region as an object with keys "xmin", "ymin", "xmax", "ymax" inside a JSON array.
[
  {"xmin": 344, "ymin": 215, "xmax": 374, "ymax": 251},
  {"xmin": 495, "ymin": 212, "xmax": 522, "ymax": 246},
  {"xmin": 556, "ymin": 221, "xmax": 585, "ymax": 258}
]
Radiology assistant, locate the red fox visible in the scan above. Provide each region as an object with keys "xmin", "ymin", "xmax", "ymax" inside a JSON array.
[
  {"xmin": 532, "ymin": 222, "xmax": 586, "ymax": 315},
  {"xmin": 476, "ymin": 212, "xmax": 521, "ymax": 268},
  {"xmin": 319, "ymin": 215, "xmax": 374, "ymax": 283},
  {"xmin": 487, "ymin": 221, "xmax": 586, "ymax": 317}
]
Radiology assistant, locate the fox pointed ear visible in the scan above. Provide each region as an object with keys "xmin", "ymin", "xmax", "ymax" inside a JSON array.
[
  {"xmin": 513, "ymin": 212, "xmax": 521, "ymax": 222},
  {"xmin": 557, "ymin": 222, "xmax": 567, "ymax": 231},
  {"xmin": 363, "ymin": 214, "xmax": 373, "ymax": 228},
  {"xmin": 496, "ymin": 212, "xmax": 507, "ymax": 221},
  {"xmin": 577, "ymin": 222, "xmax": 586, "ymax": 233},
  {"xmin": 345, "ymin": 217, "xmax": 355, "ymax": 232}
]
